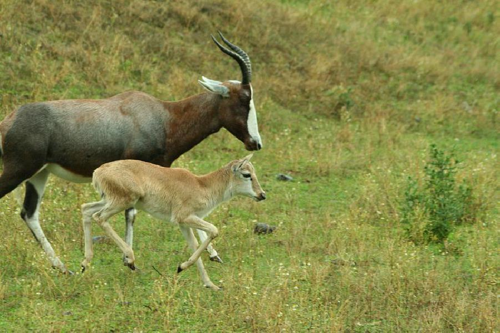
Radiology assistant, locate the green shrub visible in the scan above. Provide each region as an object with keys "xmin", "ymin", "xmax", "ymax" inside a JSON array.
[{"xmin": 400, "ymin": 144, "xmax": 480, "ymax": 244}]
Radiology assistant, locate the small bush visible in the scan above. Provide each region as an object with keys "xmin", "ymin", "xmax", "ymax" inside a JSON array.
[{"xmin": 400, "ymin": 144, "xmax": 480, "ymax": 244}]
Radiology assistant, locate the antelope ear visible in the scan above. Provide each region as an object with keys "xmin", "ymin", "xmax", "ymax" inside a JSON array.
[
  {"xmin": 233, "ymin": 154, "xmax": 253, "ymax": 172},
  {"xmin": 198, "ymin": 77, "xmax": 229, "ymax": 97},
  {"xmin": 241, "ymin": 154, "xmax": 253, "ymax": 163}
]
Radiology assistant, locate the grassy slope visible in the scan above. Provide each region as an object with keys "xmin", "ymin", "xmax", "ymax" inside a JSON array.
[{"xmin": 0, "ymin": 0, "xmax": 498, "ymax": 331}]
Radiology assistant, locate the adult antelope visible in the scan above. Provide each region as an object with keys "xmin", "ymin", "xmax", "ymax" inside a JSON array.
[
  {"xmin": 81, "ymin": 154, "xmax": 265, "ymax": 290},
  {"xmin": 0, "ymin": 33, "xmax": 262, "ymax": 273}
]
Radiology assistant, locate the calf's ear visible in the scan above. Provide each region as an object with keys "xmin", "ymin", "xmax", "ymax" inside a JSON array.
[{"xmin": 232, "ymin": 154, "xmax": 253, "ymax": 173}]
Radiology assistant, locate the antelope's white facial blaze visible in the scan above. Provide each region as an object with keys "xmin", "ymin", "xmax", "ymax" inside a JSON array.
[{"xmin": 247, "ymin": 85, "xmax": 262, "ymax": 149}]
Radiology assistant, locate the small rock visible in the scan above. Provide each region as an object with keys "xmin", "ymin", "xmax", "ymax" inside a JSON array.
[
  {"xmin": 254, "ymin": 223, "xmax": 276, "ymax": 235},
  {"xmin": 62, "ymin": 311, "xmax": 73, "ymax": 316},
  {"xmin": 276, "ymin": 174, "xmax": 293, "ymax": 181}
]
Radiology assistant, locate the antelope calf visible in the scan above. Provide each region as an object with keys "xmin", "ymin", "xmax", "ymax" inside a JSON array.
[{"xmin": 81, "ymin": 155, "xmax": 265, "ymax": 290}]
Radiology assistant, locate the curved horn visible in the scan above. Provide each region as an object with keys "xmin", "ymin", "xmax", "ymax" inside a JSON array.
[
  {"xmin": 211, "ymin": 33, "xmax": 252, "ymax": 84},
  {"xmin": 218, "ymin": 32, "xmax": 251, "ymax": 72}
]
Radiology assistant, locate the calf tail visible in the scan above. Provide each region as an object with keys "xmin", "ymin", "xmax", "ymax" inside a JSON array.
[{"xmin": 92, "ymin": 174, "xmax": 105, "ymax": 199}]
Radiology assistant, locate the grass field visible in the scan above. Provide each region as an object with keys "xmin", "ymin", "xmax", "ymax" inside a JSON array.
[{"xmin": 0, "ymin": 0, "xmax": 498, "ymax": 331}]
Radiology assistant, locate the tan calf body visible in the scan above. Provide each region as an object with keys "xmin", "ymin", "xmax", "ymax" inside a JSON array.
[{"xmin": 81, "ymin": 155, "xmax": 265, "ymax": 290}]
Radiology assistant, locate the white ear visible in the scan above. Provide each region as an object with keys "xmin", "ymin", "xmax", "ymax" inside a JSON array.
[
  {"xmin": 201, "ymin": 76, "xmax": 222, "ymax": 85},
  {"xmin": 198, "ymin": 76, "xmax": 229, "ymax": 97}
]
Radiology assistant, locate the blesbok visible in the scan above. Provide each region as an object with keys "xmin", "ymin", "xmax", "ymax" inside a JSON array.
[
  {"xmin": 0, "ymin": 33, "xmax": 262, "ymax": 273},
  {"xmin": 81, "ymin": 154, "xmax": 265, "ymax": 290}
]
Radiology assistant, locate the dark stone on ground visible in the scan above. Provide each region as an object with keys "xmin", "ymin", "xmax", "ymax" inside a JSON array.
[{"xmin": 254, "ymin": 222, "xmax": 277, "ymax": 235}]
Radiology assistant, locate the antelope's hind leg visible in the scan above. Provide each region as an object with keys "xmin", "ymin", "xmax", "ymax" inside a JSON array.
[
  {"xmin": 122, "ymin": 208, "xmax": 137, "ymax": 265},
  {"xmin": 81, "ymin": 200, "xmax": 106, "ymax": 272},
  {"xmin": 93, "ymin": 204, "xmax": 136, "ymax": 270},
  {"xmin": 22, "ymin": 169, "xmax": 69, "ymax": 273}
]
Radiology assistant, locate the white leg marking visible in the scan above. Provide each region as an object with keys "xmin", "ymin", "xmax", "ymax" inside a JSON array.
[{"xmin": 24, "ymin": 169, "xmax": 67, "ymax": 272}]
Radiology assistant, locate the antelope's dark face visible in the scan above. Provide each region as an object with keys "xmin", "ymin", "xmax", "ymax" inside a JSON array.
[
  {"xmin": 199, "ymin": 33, "xmax": 263, "ymax": 151},
  {"xmin": 219, "ymin": 83, "xmax": 262, "ymax": 151}
]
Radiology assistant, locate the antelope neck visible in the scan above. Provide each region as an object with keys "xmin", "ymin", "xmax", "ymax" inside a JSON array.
[
  {"xmin": 163, "ymin": 93, "xmax": 223, "ymax": 165},
  {"xmin": 199, "ymin": 165, "xmax": 234, "ymax": 204}
]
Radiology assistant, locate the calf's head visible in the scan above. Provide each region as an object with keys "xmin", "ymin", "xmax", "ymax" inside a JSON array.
[{"xmin": 230, "ymin": 154, "xmax": 266, "ymax": 201}]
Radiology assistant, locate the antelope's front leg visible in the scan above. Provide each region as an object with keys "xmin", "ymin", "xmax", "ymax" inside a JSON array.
[
  {"xmin": 180, "ymin": 226, "xmax": 219, "ymax": 290},
  {"xmin": 21, "ymin": 170, "xmax": 68, "ymax": 273},
  {"xmin": 197, "ymin": 230, "xmax": 223, "ymax": 263},
  {"xmin": 177, "ymin": 216, "xmax": 218, "ymax": 274}
]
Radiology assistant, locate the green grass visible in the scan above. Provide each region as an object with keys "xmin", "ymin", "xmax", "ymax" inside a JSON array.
[{"xmin": 0, "ymin": 0, "xmax": 498, "ymax": 331}]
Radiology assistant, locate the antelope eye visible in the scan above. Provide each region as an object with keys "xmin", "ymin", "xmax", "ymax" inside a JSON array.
[{"xmin": 242, "ymin": 173, "xmax": 252, "ymax": 179}]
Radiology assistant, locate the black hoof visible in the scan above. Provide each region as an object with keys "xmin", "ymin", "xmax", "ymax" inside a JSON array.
[
  {"xmin": 177, "ymin": 265, "xmax": 183, "ymax": 274},
  {"xmin": 127, "ymin": 263, "xmax": 136, "ymax": 271},
  {"xmin": 210, "ymin": 255, "xmax": 223, "ymax": 264},
  {"xmin": 81, "ymin": 266, "xmax": 86, "ymax": 273}
]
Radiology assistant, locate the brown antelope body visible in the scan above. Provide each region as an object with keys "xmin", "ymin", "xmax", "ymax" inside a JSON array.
[
  {"xmin": 81, "ymin": 155, "xmax": 265, "ymax": 290},
  {"xmin": 0, "ymin": 33, "xmax": 262, "ymax": 272}
]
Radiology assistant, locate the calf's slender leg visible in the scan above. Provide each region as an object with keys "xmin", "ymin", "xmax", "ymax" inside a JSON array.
[
  {"xmin": 177, "ymin": 215, "xmax": 218, "ymax": 273},
  {"xmin": 120, "ymin": 209, "xmax": 223, "ymax": 265},
  {"xmin": 81, "ymin": 200, "xmax": 106, "ymax": 271},
  {"xmin": 197, "ymin": 229, "xmax": 223, "ymax": 263},
  {"xmin": 123, "ymin": 208, "xmax": 136, "ymax": 265},
  {"xmin": 121, "ymin": 209, "xmax": 223, "ymax": 264},
  {"xmin": 180, "ymin": 226, "xmax": 219, "ymax": 290},
  {"xmin": 93, "ymin": 204, "xmax": 136, "ymax": 269}
]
